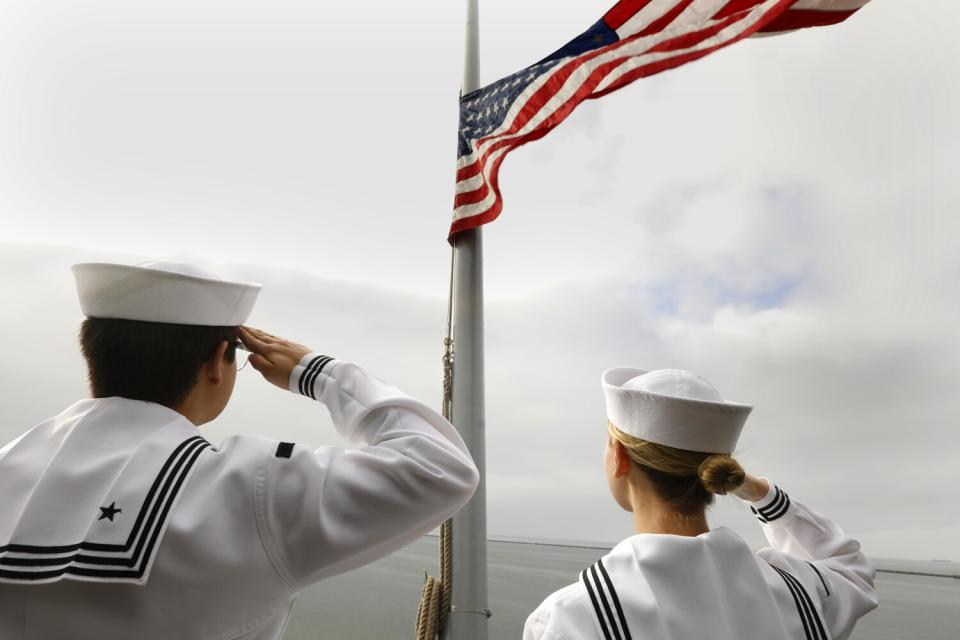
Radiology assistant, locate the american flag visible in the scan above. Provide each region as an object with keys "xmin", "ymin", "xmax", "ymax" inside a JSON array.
[{"xmin": 451, "ymin": 0, "xmax": 871, "ymax": 238}]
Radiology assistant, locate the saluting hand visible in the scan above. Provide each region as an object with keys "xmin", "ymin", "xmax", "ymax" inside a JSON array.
[
  {"xmin": 239, "ymin": 326, "xmax": 313, "ymax": 391},
  {"xmin": 731, "ymin": 475, "xmax": 771, "ymax": 502}
]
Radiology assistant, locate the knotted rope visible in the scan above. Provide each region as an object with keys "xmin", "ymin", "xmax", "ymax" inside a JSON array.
[{"xmin": 415, "ymin": 252, "xmax": 456, "ymax": 640}]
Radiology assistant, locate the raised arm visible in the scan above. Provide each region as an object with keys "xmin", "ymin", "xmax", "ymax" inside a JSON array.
[
  {"xmin": 240, "ymin": 327, "xmax": 479, "ymax": 587},
  {"xmin": 734, "ymin": 475, "xmax": 879, "ymax": 640}
]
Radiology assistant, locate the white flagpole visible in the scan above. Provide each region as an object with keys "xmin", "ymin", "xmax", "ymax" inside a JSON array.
[{"xmin": 444, "ymin": 0, "xmax": 488, "ymax": 638}]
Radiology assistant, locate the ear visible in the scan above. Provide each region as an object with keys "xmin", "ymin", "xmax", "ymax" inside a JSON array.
[
  {"xmin": 614, "ymin": 441, "xmax": 632, "ymax": 478},
  {"xmin": 205, "ymin": 339, "xmax": 230, "ymax": 386}
]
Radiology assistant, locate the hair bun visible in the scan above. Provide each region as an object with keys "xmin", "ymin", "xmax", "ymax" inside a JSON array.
[{"xmin": 697, "ymin": 454, "xmax": 745, "ymax": 495}]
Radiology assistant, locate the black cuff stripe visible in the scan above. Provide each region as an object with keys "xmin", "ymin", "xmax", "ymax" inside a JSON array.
[
  {"xmin": 754, "ymin": 486, "xmax": 791, "ymax": 523},
  {"xmin": 298, "ymin": 356, "xmax": 325, "ymax": 396},
  {"xmin": 764, "ymin": 492, "xmax": 791, "ymax": 521},
  {"xmin": 758, "ymin": 486, "xmax": 786, "ymax": 517},
  {"xmin": 304, "ymin": 356, "xmax": 333, "ymax": 400},
  {"xmin": 298, "ymin": 355, "xmax": 334, "ymax": 399}
]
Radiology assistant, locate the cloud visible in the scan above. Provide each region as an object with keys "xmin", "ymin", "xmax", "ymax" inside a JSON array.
[
  {"xmin": 2, "ymin": 238, "xmax": 956, "ymax": 561},
  {"xmin": 0, "ymin": 1, "xmax": 957, "ymax": 561}
]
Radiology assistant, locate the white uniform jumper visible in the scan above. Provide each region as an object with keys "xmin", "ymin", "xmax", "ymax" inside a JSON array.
[
  {"xmin": 524, "ymin": 485, "xmax": 878, "ymax": 640},
  {"xmin": 0, "ymin": 354, "xmax": 479, "ymax": 640}
]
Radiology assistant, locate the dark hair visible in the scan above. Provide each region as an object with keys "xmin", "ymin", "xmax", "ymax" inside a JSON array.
[{"xmin": 79, "ymin": 317, "xmax": 238, "ymax": 408}]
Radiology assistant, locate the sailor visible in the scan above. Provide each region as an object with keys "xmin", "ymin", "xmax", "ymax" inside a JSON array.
[
  {"xmin": 0, "ymin": 260, "xmax": 479, "ymax": 639},
  {"xmin": 523, "ymin": 367, "xmax": 878, "ymax": 640}
]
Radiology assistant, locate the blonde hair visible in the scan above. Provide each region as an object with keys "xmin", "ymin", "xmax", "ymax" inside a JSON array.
[{"xmin": 607, "ymin": 422, "xmax": 745, "ymax": 514}]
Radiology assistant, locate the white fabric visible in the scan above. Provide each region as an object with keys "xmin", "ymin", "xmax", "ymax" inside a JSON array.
[
  {"xmin": 72, "ymin": 261, "xmax": 261, "ymax": 326},
  {"xmin": 602, "ymin": 367, "xmax": 753, "ymax": 453},
  {"xmin": 0, "ymin": 356, "xmax": 478, "ymax": 639},
  {"xmin": 523, "ymin": 484, "xmax": 878, "ymax": 640},
  {"xmin": 0, "ymin": 399, "xmax": 209, "ymax": 585}
]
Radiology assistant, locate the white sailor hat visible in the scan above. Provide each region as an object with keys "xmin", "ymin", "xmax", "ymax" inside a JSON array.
[
  {"xmin": 602, "ymin": 368, "xmax": 753, "ymax": 453},
  {"xmin": 71, "ymin": 261, "xmax": 261, "ymax": 326}
]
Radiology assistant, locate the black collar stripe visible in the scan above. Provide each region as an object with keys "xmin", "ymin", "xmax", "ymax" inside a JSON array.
[
  {"xmin": 83, "ymin": 436, "xmax": 207, "ymax": 554},
  {"xmin": 0, "ymin": 440, "xmax": 210, "ymax": 581},
  {"xmin": 781, "ymin": 569, "xmax": 821, "ymax": 640},
  {"xmin": 0, "ymin": 435, "xmax": 206, "ymax": 556},
  {"xmin": 0, "ymin": 438, "xmax": 210, "ymax": 581},
  {"xmin": 779, "ymin": 566, "xmax": 829, "ymax": 640},
  {"xmin": 597, "ymin": 559, "xmax": 632, "ymax": 640},
  {"xmin": 806, "ymin": 561, "xmax": 831, "ymax": 597},
  {"xmin": 0, "ymin": 436, "xmax": 207, "ymax": 563},
  {"xmin": 581, "ymin": 568, "xmax": 614, "ymax": 640},
  {"xmin": 0, "ymin": 438, "xmax": 209, "ymax": 575},
  {"xmin": 772, "ymin": 565, "xmax": 815, "ymax": 640},
  {"xmin": 67, "ymin": 440, "xmax": 210, "ymax": 580},
  {"xmin": 590, "ymin": 563, "xmax": 623, "ymax": 640},
  {"xmin": 123, "ymin": 438, "xmax": 209, "ymax": 565},
  {"xmin": 772, "ymin": 564, "xmax": 828, "ymax": 640}
]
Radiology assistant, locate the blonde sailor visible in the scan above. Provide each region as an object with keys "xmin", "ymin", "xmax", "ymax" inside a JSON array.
[
  {"xmin": 0, "ymin": 261, "xmax": 479, "ymax": 639},
  {"xmin": 524, "ymin": 367, "xmax": 878, "ymax": 640}
]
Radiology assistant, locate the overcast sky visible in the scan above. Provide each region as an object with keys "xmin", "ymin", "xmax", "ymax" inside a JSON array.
[{"xmin": 1, "ymin": 1, "xmax": 957, "ymax": 562}]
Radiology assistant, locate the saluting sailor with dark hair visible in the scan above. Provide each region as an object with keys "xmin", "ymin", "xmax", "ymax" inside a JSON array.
[
  {"xmin": 524, "ymin": 368, "xmax": 878, "ymax": 640},
  {"xmin": 0, "ymin": 261, "xmax": 479, "ymax": 640}
]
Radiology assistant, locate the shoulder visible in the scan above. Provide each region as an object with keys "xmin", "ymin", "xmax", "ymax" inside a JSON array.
[
  {"xmin": 196, "ymin": 433, "xmax": 275, "ymax": 467},
  {"xmin": 756, "ymin": 547, "xmax": 833, "ymax": 604},
  {"xmin": 525, "ymin": 579, "xmax": 596, "ymax": 640},
  {"xmin": 187, "ymin": 434, "xmax": 310, "ymax": 493}
]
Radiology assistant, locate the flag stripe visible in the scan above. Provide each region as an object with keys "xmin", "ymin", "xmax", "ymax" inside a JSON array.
[
  {"xmin": 604, "ymin": 0, "xmax": 657, "ymax": 31},
  {"xmin": 453, "ymin": 4, "xmax": 773, "ymax": 216},
  {"xmin": 458, "ymin": 1, "xmax": 729, "ymax": 173},
  {"xmin": 450, "ymin": 0, "xmax": 870, "ymax": 238},
  {"xmin": 614, "ymin": 0, "xmax": 697, "ymax": 37},
  {"xmin": 456, "ymin": 4, "xmax": 757, "ymax": 190},
  {"xmin": 593, "ymin": 0, "xmax": 791, "ymax": 96},
  {"xmin": 639, "ymin": 0, "xmax": 698, "ymax": 37},
  {"xmin": 757, "ymin": 8, "xmax": 857, "ymax": 32}
]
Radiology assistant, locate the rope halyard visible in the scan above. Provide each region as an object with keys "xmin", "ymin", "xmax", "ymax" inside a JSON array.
[{"xmin": 415, "ymin": 248, "xmax": 456, "ymax": 640}]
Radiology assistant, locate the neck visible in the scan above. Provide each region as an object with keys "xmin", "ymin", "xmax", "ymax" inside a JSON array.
[
  {"xmin": 629, "ymin": 489, "xmax": 709, "ymax": 537},
  {"xmin": 171, "ymin": 393, "xmax": 203, "ymax": 427}
]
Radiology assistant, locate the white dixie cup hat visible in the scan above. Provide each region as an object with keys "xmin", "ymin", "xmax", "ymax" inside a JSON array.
[
  {"xmin": 602, "ymin": 368, "xmax": 753, "ymax": 454},
  {"xmin": 71, "ymin": 260, "xmax": 261, "ymax": 326}
]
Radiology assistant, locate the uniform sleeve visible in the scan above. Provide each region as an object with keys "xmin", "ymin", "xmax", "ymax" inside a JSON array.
[
  {"xmin": 253, "ymin": 353, "xmax": 479, "ymax": 588},
  {"xmin": 523, "ymin": 605, "xmax": 550, "ymax": 640},
  {"xmin": 747, "ymin": 481, "xmax": 879, "ymax": 640},
  {"xmin": 522, "ymin": 583, "xmax": 586, "ymax": 640}
]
